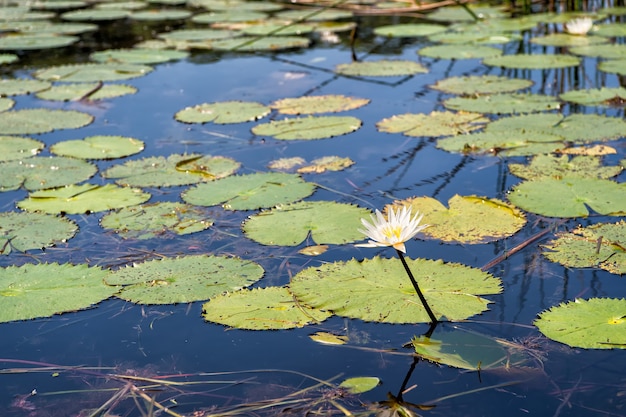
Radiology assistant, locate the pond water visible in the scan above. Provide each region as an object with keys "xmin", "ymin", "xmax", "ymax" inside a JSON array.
[{"xmin": 0, "ymin": 1, "xmax": 625, "ymax": 416}]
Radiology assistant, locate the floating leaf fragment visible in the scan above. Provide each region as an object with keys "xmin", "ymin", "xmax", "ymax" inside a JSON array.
[
  {"xmin": 202, "ymin": 286, "xmax": 331, "ymax": 330},
  {"xmin": 339, "ymin": 377, "xmax": 380, "ymax": 394},
  {"xmin": 310, "ymin": 331, "xmax": 348, "ymax": 345}
]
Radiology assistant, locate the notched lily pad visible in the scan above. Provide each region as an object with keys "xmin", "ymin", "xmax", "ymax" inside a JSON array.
[
  {"xmin": 509, "ymin": 154, "xmax": 622, "ymax": 180},
  {"xmin": 483, "ymin": 54, "xmax": 581, "ymax": 69},
  {"xmin": 0, "ymin": 33, "xmax": 78, "ymax": 50},
  {"xmin": 396, "ymin": 195, "xmax": 526, "ymax": 244},
  {"xmin": 35, "ymin": 82, "xmax": 137, "ymax": 101},
  {"xmin": 0, "ymin": 263, "xmax": 118, "ymax": 323},
  {"xmin": 90, "ymin": 48, "xmax": 189, "ymax": 64},
  {"xmin": 182, "ymin": 172, "xmax": 315, "ymax": 211},
  {"xmin": 106, "ymin": 255, "xmax": 264, "ymax": 305},
  {"xmin": 51, "ymin": 135, "xmax": 144, "ymax": 159},
  {"xmin": 560, "ymin": 87, "xmax": 626, "ymax": 107},
  {"xmin": 542, "ymin": 221, "xmax": 626, "ymax": 274},
  {"xmin": 0, "ymin": 108, "xmax": 93, "ymax": 135},
  {"xmin": 289, "ymin": 257, "xmax": 502, "ymax": 323},
  {"xmin": 443, "ymin": 93, "xmax": 560, "ymax": 114},
  {"xmin": 17, "ymin": 183, "xmax": 151, "ymax": 214},
  {"xmin": 252, "ymin": 116, "xmax": 361, "ymax": 140},
  {"xmin": 0, "ymin": 156, "xmax": 97, "ymax": 192},
  {"xmin": 243, "ymin": 201, "xmax": 371, "ymax": 246},
  {"xmin": 102, "ymin": 154, "xmax": 240, "ymax": 187},
  {"xmin": 0, "ymin": 211, "xmax": 77, "ymax": 255},
  {"xmin": 0, "ymin": 136, "xmax": 44, "ymax": 161},
  {"xmin": 509, "ymin": 178, "xmax": 626, "ymax": 218},
  {"xmin": 34, "ymin": 63, "xmax": 153, "ymax": 82},
  {"xmin": 431, "ymin": 75, "xmax": 533, "ymax": 95},
  {"xmin": 297, "ymin": 156, "xmax": 354, "ymax": 173},
  {"xmin": 202, "ymin": 286, "xmax": 331, "ymax": 330},
  {"xmin": 271, "ymin": 95, "xmax": 370, "ymax": 115},
  {"xmin": 418, "ymin": 44, "xmax": 502, "ymax": 60},
  {"xmin": 436, "ymin": 130, "xmax": 565, "ymax": 157},
  {"xmin": 335, "ymin": 60, "xmax": 428, "ymax": 77},
  {"xmin": 175, "ymin": 101, "xmax": 270, "ymax": 124},
  {"xmin": 535, "ymin": 298, "xmax": 626, "ymax": 349},
  {"xmin": 211, "ymin": 36, "xmax": 310, "ymax": 51},
  {"xmin": 377, "ymin": 111, "xmax": 488, "ymax": 138},
  {"xmin": 374, "ymin": 23, "xmax": 446, "ymax": 37},
  {"xmin": 101, "ymin": 202, "xmax": 213, "ymax": 240},
  {"xmin": 0, "ymin": 79, "xmax": 52, "ymax": 96}
]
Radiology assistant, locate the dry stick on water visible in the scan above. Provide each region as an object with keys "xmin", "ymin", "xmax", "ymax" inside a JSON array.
[{"xmin": 396, "ymin": 249, "xmax": 438, "ymax": 325}]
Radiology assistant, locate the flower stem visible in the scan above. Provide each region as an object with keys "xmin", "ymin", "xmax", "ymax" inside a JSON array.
[{"xmin": 395, "ymin": 249, "xmax": 438, "ymax": 324}]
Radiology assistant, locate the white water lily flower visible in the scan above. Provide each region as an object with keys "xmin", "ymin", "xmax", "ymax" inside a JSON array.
[
  {"xmin": 565, "ymin": 17, "xmax": 593, "ymax": 35},
  {"xmin": 357, "ymin": 206, "xmax": 428, "ymax": 253}
]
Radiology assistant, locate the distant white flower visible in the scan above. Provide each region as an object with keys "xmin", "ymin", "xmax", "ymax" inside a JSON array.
[
  {"xmin": 357, "ymin": 206, "xmax": 428, "ymax": 253},
  {"xmin": 565, "ymin": 17, "xmax": 593, "ymax": 35}
]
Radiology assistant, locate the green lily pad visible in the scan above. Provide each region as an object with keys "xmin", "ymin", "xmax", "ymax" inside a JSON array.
[
  {"xmin": 270, "ymin": 95, "xmax": 370, "ymax": 115},
  {"xmin": 560, "ymin": 87, "xmax": 626, "ymax": 106},
  {"xmin": 508, "ymin": 178, "xmax": 626, "ymax": 218},
  {"xmin": 373, "ymin": 23, "xmax": 446, "ymax": 37},
  {"xmin": 0, "ymin": 53, "xmax": 18, "ymax": 64},
  {"xmin": 202, "ymin": 286, "xmax": 331, "ymax": 330},
  {"xmin": 436, "ymin": 130, "xmax": 565, "ymax": 157},
  {"xmin": 274, "ymin": 8, "xmax": 353, "ymax": 21},
  {"xmin": 17, "ymin": 183, "xmax": 151, "ymax": 214},
  {"xmin": 50, "ymin": 135, "xmax": 144, "ymax": 159},
  {"xmin": 570, "ymin": 43, "xmax": 626, "ymax": 59},
  {"xmin": 35, "ymin": 83, "xmax": 137, "ymax": 101},
  {"xmin": 0, "ymin": 156, "xmax": 97, "ymax": 192},
  {"xmin": 252, "ymin": 116, "xmax": 361, "ymax": 140},
  {"xmin": 339, "ymin": 377, "xmax": 381, "ymax": 394},
  {"xmin": 191, "ymin": 10, "xmax": 266, "ymax": 24},
  {"xmin": 443, "ymin": 93, "xmax": 560, "ymax": 114},
  {"xmin": 487, "ymin": 113, "xmax": 626, "ymax": 143},
  {"xmin": 0, "ymin": 136, "xmax": 44, "ymax": 161},
  {"xmin": 211, "ymin": 36, "xmax": 310, "ymax": 51},
  {"xmin": 377, "ymin": 111, "xmax": 488, "ymax": 138},
  {"xmin": 107, "ymin": 255, "xmax": 264, "ymax": 305},
  {"xmin": 90, "ymin": 48, "xmax": 188, "ymax": 64},
  {"xmin": 31, "ymin": 1, "xmax": 88, "ymax": 10},
  {"xmin": 158, "ymin": 28, "xmax": 236, "ymax": 43},
  {"xmin": 0, "ymin": 79, "xmax": 51, "ymax": 96},
  {"xmin": 335, "ymin": 60, "xmax": 428, "ymax": 77},
  {"xmin": 0, "ymin": 263, "xmax": 118, "ymax": 323},
  {"xmin": 103, "ymin": 154, "xmax": 240, "ymax": 187},
  {"xmin": 427, "ymin": 5, "xmax": 507, "ymax": 22},
  {"xmin": 412, "ymin": 325, "xmax": 530, "ymax": 370},
  {"xmin": 202, "ymin": 287, "xmax": 332, "ymax": 330},
  {"xmin": 241, "ymin": 22, "xmax": 316, "ymax": 36},
  {"xmin": 431, "ymin": 75, "xmax": 533, "ymax": 95},
  {"xmin": 0, "ymin": 97, "xmax": 14, "ymax": 112},
  {"xmin": 399, "ymin": 195, "xmax": 526, "ymax": 244},
  {"xmin": 418, "ymin": 44, "xmax": 503, "ymax": 60},
  {"xmin": 483, "ymin": 54, "xmax": 581, "ymax": 69},
  {"xmin": 0, "ymin": 212, "xmax": 77, "ymax": 255},
  {"xmin": 61, "ymin": 9, "xmax": 130, "ymax": 21},
  {"xmin": 101, "ymin": 202, "xmax": 213, "ymax": 239},
  {"xmin": 289, "ymin": 257, "xmax": 502, "ymax": 323},
  {"xmin": 175, "ymin": 101, "xmax": 270, "ymax": 124},
  {"xmin": 593, "ymin": 22, "xmax": 626, "ymax": 37},
  {"xmin": 535, "ymin": 298, "xmax": 626, "ymax": 349},
  {"xmin": 542, "ymin": 221, "xmax": 626, "ymax": 274},
  {"xmin": 531, "ymin": 33, "xmax": 608, "ymax": 47},
  {"xmin": 0, "ymin": 34, "xmax": 79, "ymax": 50},
  {"xmin": 509, "ymin": 154, "xmax": 623, "ymax": 180},
  {"xmin": 428, "ymin": 31, "xmax": 522, "ymax": 45},
  {"xmin": 243, "ymin": 201, "xmax": 371, "ymax": 246},
  {"xmin": 297, "ymin": 156, "xmax": 354, "ymax": 173},
  {"xmin": 34, "ymin": 63, "xmax": 153, "ymax": 82},
  {"xmin": 8, "ymin": 22, "xmax": 98, "ymax": 35},
  {"xmin": 0, "ymin": 108, "xmax": 93, "ymax": 135},
  {"xmin": 182, "ymin": 172, "xmax": 315, "ymax": 210},
  {"xmin": 130, "ymin": 9, "xmax": 191, "ymax": 20},
  {"xmin": 598, "ymin": 59, "xmax": 626, "ymax": 76}
]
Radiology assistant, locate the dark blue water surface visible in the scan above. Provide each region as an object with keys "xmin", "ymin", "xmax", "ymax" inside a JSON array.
[{"xmin": 1, "ymin": 3, "xmax": 625, "ymax": 417}]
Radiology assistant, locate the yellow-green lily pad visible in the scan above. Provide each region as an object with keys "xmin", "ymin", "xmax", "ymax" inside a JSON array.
[
  {"xmin": 599, "ymin": 59, "xmax": 626, "ymax": 76},
  {"xmin": 0, "ymin": 33, "xmax": 79, "ymax": 50},
  {"xmin": 398, "ymin": 195, "xmax": 526, "ymax": 244},
  {"xmin": 34, "ymin": 63, "xmax": 153, "ymax": 82},
  {"xmin": 182, "ymin": 172, "xmax": 315, "ymax": 210},
  {"xmin": 61, "ymin": 9, "xmax": 130, "ymax": 21},
  {"xmin": 0, "ymin": 156, "xmax": 97, "ymax": 192},
  {"xmin": 0, "ymin": 136, "xmax": 43, "ymax": 161},
  {"xmin": 560, "ymin": 87, "xmax": 626, "ymax": 106},
  {"xmin": 570, "ymin": 43, "xmax": 626, "ymax": 59},
  {"xmin": 377, "ymin": 111, "xmax": 488, "ymax": 138},
  {"xmin": 51, "ymin": 135, "xmax": 144, "ymax": 159},
  {"xmin": 202, "ymin": 286, "xmax": 331, "ymax": 330},
  {"xmin": 0, "ymin": 211, "xmax": 77, "ymax": 255},
  {"xmin": 297, "ymin": 156, "xmax": 354, "ymax": 173},
  {"xmin": 0, "ymin": 78, "xmax": 51, "ymax": 96},
  {"xmin": 289, "ymin": 257, "xmax": 502, "ymax": 323},
  {"xmin": 542, "ymin": 221, "xmax": 626, "ymax": 274},
  {"xmin": 431, "ymin": 75, "xmax": 533, "ymax": 95},
  {"xmin": 107, "ymin": 255, "xmax": 264, "ymax": 305},
  {"xmin": 374, "ymin": 23, "xmax": 446, "ymax": 37},
  {"xmin": 35, "ymin": 82, "xmax": 137, "ymax": 101},
  {"xmin": 418, "ymin": 44, "xmax": 503, "ymax": 60},
  {"xmin": 335, "ymin": 60, "xmax": 428, "ymax": 77},
  {"xmin": 270, "ymin": 95, "xmax": 370, "ymax": 115},
  {"xmin": 436, "ymin": 130, "xmax": 565, "ymax": 157},
  {"xmin": 243, "ymin": 201, "xmax": 371, "ymax": 246},
  {"xmin": 535, "ymin": 298, "xmax": 626, "ymax": 349},
  {"xmin": 0, "ymin": 263, "xmax": 118, "ymax": 323},
  {"xmin": 17, "ymin": 183, "xmax": 151, "ymax": 214},
  {"xmin": 90, "ymin": 48, "xmax": 189, "ymax": 64},
  {"xmin": 509, "ymin": 154, "xmax": 623, "ymax": 180},
  {"xmin": 175, "ymin": 101, "xmax": 270, "ymax": 124},
  {"xmin": 0, "ymin": 108, "xmax": 93, "ymax": 135},
  {"xmin": 211, "ymin": 36, "xmax": 310, "ymax": 51},
  {"xmin": 509, "ymin": 178, "xmax": 626, "ymax": 218},
  {"xmin": 484, "ymin": 53, "xmax": 581, "ymax": 69},
  {"xmin": 252, "ymin": 116, "xmax": 361, "ymax": 140},
  {"xmin": 443, "ymin": 93, "xmax": 560, "ymax": 114}
]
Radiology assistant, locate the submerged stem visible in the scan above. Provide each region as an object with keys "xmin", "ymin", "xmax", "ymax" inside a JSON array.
[{"xmin": 395, "ymin": 249, "xmax": 438, "ymax": 325}]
